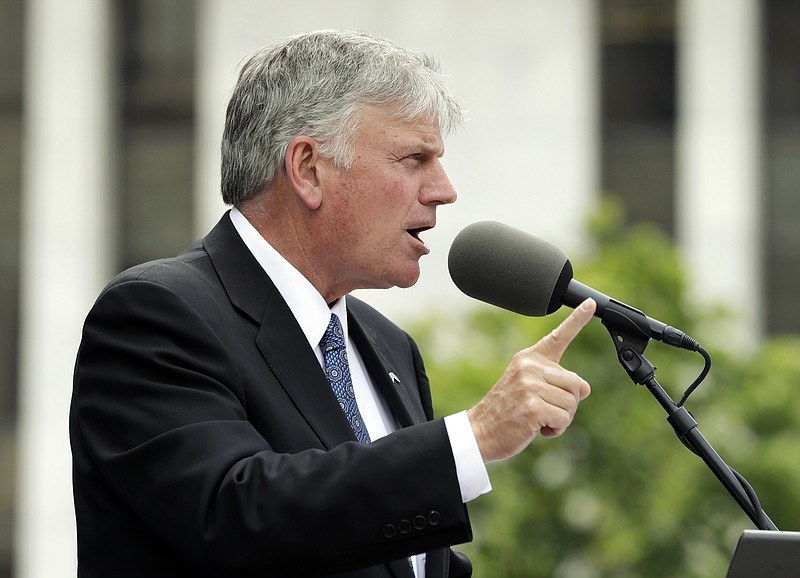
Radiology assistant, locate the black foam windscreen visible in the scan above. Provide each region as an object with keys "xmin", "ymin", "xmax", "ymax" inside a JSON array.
[{"xmin": 447, "ymin": 221, "xmax": 573, "ymax": 316}]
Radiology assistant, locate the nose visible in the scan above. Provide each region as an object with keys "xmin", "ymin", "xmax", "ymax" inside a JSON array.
[{"xmin": 421, "ymin": 159, "xmax": 458, "ymax": 206}]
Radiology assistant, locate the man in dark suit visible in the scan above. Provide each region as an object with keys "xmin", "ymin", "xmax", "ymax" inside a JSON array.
[{"xmin": 70, "ymin": 30, "xmax": 595, "ymax": 577}]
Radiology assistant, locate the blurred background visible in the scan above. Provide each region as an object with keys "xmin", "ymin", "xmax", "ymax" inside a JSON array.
[{"xmin": 2, "ymin": 0, "xmax": 800, "ymax": 576}]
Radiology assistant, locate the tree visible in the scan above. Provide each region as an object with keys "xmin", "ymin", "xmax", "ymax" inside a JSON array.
[{"xmin": 412, "ymin": 200, "xmax": 800, "ymax": 577}]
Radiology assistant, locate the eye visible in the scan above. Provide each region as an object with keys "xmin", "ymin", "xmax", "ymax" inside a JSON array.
[{"xmin": 403, "ymin": 153, "xmax": 429, "ymax": 165}]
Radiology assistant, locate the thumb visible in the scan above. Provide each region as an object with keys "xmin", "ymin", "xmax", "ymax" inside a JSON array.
[{"xmin": 532, "ymin": 298, "xmax": 596, "ymax": 362}]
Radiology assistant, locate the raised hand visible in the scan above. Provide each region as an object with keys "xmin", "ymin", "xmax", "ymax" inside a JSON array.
[{"xmin": 467, "ymin": 298, "xmax": 596, "ymax": 463}]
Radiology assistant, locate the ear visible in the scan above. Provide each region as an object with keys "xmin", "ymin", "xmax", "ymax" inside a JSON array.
[{"xmin": 285, "ymin": 136, "xmax": 323, "ymax": 210}]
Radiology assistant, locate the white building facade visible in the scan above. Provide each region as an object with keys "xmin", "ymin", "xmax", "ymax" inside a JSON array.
[{"xmin": 7, "ymin": 0, "xmax": 796, "ymax": 575}]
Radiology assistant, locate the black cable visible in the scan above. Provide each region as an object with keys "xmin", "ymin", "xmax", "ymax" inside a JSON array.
[
  {"xmin": 678, "ymin": 418, "xmax": 777, "ymax": 530},
  {"xmin": 730, "ymin": 466, "xmax": 778, "ymax": 530},
  {"xmin": 677, "ymin": 345, "xmax": 712, "ymax": 407}
]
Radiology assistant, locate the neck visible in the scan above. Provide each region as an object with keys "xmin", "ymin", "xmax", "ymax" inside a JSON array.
[{"xmin": 237, "ymin": 194, "xmax": 346, "ymax": 304}]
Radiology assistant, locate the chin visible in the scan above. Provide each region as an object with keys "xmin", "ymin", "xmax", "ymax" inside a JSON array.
[
  {"xmin": 392, "ymin": 268, "xmax": 422, "ymax": 289},
  {"xmin": 374, "ymin": 257, "xmax": 423, "ymax": 290}
]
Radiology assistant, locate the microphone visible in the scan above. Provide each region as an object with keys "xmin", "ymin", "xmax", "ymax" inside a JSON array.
[{"xmin": 447, "ymin": 221, "xmax": 700, "ymax": 351}]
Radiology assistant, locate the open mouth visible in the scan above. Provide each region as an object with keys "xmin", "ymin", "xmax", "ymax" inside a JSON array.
[
  {"xmin": 406, "ymin": 226, "xmax": 433, "ymax": 253},
  {"xmin": 407, "ymin": 226, "xmax": 432, "ymax": 242}
]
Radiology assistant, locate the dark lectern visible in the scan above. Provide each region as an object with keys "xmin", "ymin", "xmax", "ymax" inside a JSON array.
[{"xmin": 726, "ymin": 530, "xmax": 800, "ymax": 577}]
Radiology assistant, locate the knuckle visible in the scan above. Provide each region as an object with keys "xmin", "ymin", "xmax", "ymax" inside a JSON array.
[
  {"xmin": 519, "ymin": 352, "xmax": 547, "ymax": 372},
  {"xmin": 553, "ymin": 407, "xmax": 573, "ymax": 427}
]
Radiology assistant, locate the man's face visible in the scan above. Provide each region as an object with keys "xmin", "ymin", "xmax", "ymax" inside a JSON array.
[{"xmin": 317, "ymin": 106, "xmax": 457, "ymax": 296}]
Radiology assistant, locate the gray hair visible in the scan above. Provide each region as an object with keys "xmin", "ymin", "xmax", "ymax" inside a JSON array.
[{"xmin": 220, "ymin": 29, "xmax": 464, "ymax": 206}]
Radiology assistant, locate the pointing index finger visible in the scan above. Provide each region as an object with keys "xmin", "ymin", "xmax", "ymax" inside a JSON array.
[{"xmin": 532, "ymin": 298, "xmax": 596, "ymax": 362}]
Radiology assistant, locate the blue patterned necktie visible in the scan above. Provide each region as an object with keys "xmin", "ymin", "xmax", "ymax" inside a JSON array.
[{"xmin": 320, "ymin": 314, "xmax": 371, "ymax": 444}]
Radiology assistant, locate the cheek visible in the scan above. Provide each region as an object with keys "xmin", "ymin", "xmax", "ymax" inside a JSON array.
[
  {"xmin": 354, "ymin": 184, "xmax": 405, "ymax": 226},
  {"xmin": 329, "ymin": 171, "xmax": 413, "ymax": 240}
]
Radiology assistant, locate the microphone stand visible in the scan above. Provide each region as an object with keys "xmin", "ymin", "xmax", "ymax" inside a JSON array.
[{"xmin": 599, "ymin": 301, "xmax": 778, "ymax": 532}]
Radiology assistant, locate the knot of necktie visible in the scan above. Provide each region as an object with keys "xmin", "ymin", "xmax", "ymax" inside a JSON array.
[{"xmin": 321, "ymin": 314, "xmax": 346, "ymax": 352}]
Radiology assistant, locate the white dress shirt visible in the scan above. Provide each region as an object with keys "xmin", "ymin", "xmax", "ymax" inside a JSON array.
[{"xmin": 229, "ymin": 208, "xmax": 491, "ymax": 576}]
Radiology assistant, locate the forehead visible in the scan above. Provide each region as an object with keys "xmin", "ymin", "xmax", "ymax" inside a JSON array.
[{"xmin": 355, "ymin": 105, "xmax": 445, "ymax": 153}]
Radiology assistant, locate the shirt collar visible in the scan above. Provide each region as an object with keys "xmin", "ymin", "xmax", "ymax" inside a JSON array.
[{"xmin": 229, "ymin": 207, "xmax": 346, "ymax": 349}]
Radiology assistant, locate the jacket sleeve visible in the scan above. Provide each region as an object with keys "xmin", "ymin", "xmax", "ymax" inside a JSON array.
[{"xmin": 71, "ymin": 276, "xmax": 472, "ymax": 576}]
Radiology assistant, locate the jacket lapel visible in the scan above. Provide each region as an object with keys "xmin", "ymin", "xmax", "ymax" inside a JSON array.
[
  {"xmin": 203, "ymin": 213, "xmax": 355, "ymax": 449},
  {"xmin": 257, "ymin": 292, "xmax": 357, "ymax": 449},
  {"xmin": 347, "ymin": 307, "xmax": 427, "ymax": 428}
]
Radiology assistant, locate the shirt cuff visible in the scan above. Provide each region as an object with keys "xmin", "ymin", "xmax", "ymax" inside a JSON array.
[{"xmin": 444, "ymin": 411, "xmax": 492, "ymax": 503}]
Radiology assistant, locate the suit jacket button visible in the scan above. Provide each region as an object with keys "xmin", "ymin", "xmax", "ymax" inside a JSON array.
[
  {"xmin": 398, "ymin": 519, "xmax": 412, "ymax": 534},
  {"xmin": 413, "ymin": 515, "xmax": 427, "ymax": 531},
  {"xmin": 427, "ymin": 510, "xmax": 441, "ymax": 526},
  {"xmin": 383, "ymin": 524, "xmax": 397, "ymax": 539}
]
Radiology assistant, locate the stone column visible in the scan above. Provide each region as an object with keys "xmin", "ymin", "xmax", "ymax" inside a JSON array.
[
  {"xmin": 677, "ymin": 0, "xmax": 762, "ymax": 348},
  {"xmin": 17, "ymin": 0, "xmax": 115, "ymax": 576}
]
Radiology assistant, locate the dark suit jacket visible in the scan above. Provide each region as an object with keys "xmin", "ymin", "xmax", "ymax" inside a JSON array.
[{"xmin": 70, "ymin": 213, "xmax": 473, "ymax": 577}]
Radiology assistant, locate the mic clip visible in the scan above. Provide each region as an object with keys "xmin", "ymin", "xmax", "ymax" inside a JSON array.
[{"xmin": 602, "ymin": 300, "xmax": 657, "ymax": 385}]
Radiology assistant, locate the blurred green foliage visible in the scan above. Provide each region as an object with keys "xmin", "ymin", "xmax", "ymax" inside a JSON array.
[{"xmin": 411, "ymin": 198, "xmax": 800, "ymax": 578}]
